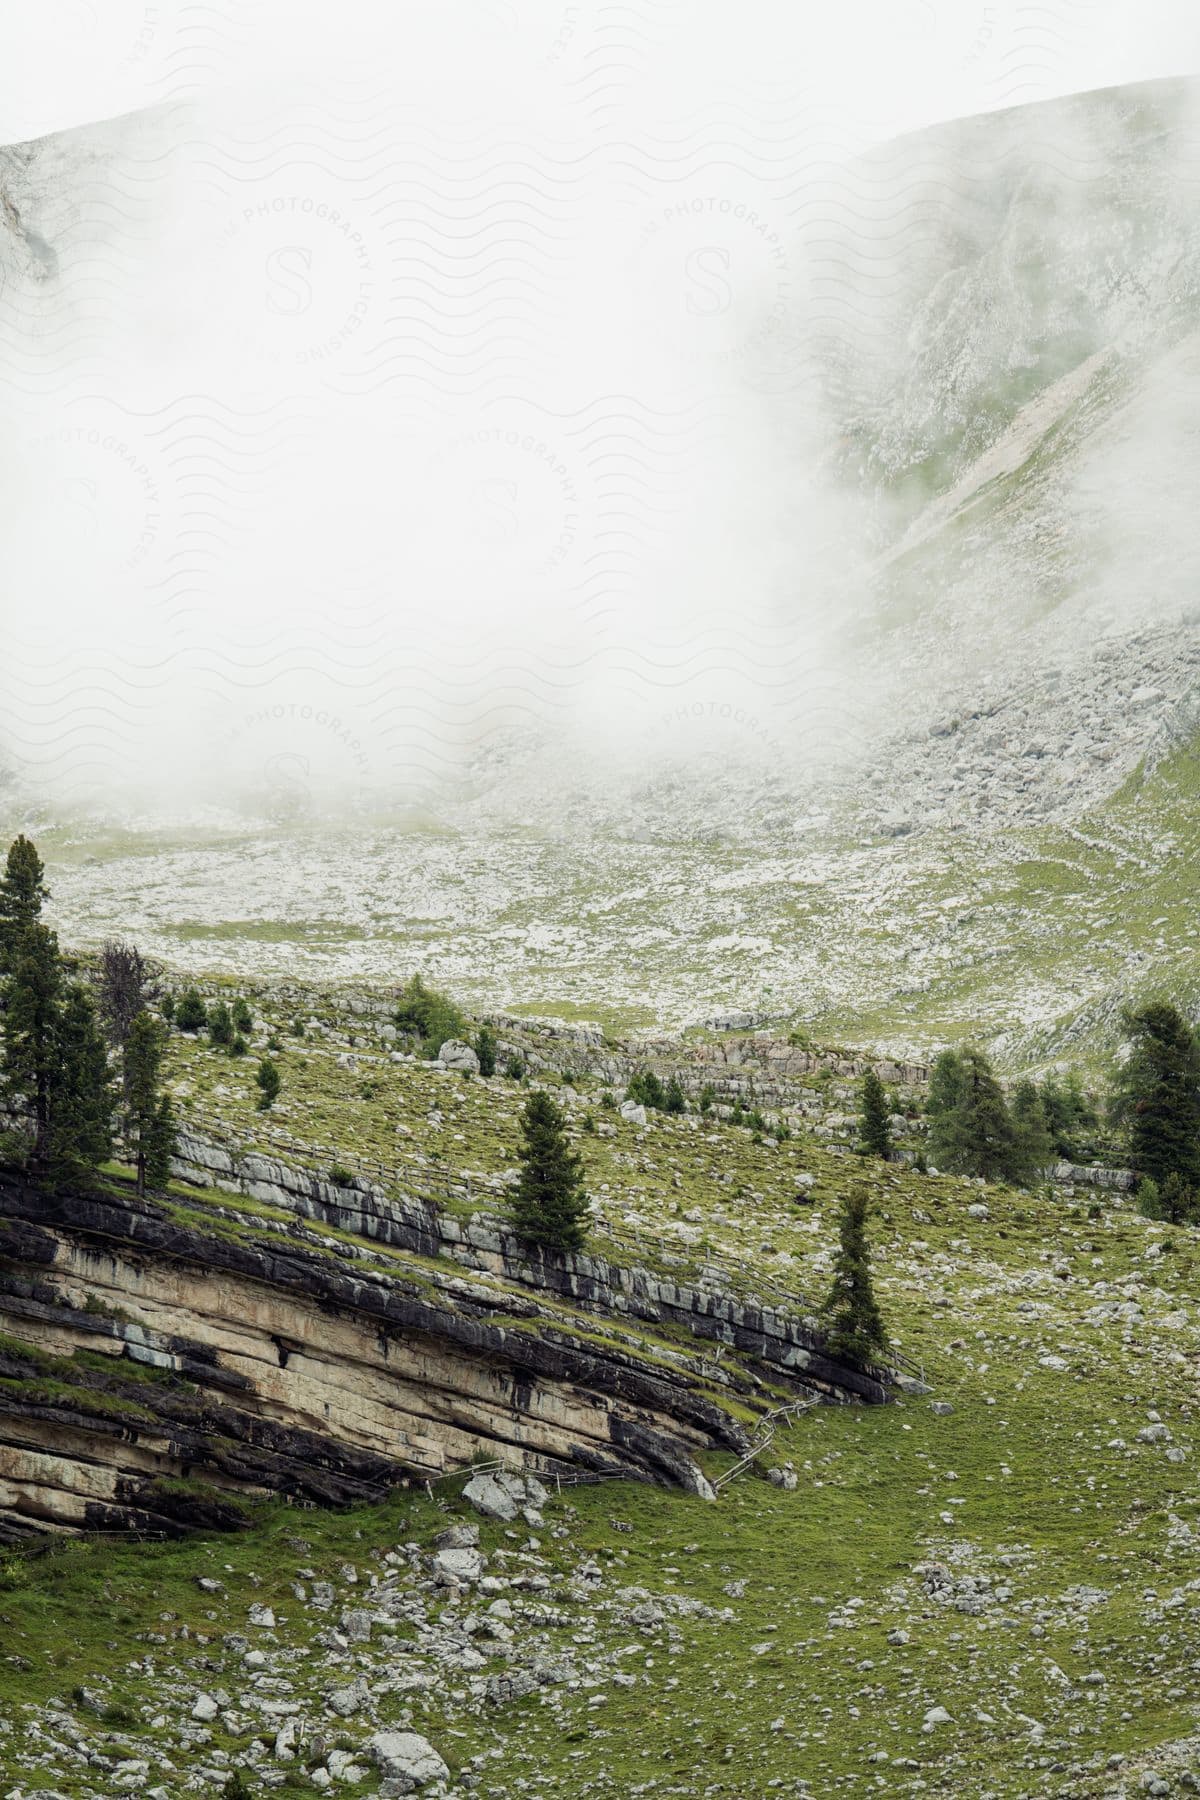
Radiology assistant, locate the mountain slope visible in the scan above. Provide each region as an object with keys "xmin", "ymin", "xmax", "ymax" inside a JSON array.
[{"xmin": 1, "ymin": 983, "xmax": 1198, "ymax": 1799}]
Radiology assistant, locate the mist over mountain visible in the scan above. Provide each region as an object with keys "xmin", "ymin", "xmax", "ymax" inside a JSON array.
[{"xmin": 4, "ymin": 77, "xmax": 1200, "ymax": 1060}]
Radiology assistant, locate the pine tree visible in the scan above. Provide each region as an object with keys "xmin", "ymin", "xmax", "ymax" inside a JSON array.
[
  {"xmin": 1160, "ymin": 1171, "xmax": 1198, "ymax": 1226},
  {"xmin": 255, "ymin": 1058, "xmax": 281, "ymax": 1111},
  {"xmin": 859, "ymin": 1068, "xmax": 891, "ymax": 1160},
  {"xmin": 1111, "ymin": 1001, "xmax": 1200, "ymax": 1192},
  {"xmin": 207, "ymin": 1001, "xmax": 233, "ymax": 1047},
  {"xmin": 125, "ymin": 1010, "xmax": 169, "ymax": 1196},
  {"xmin": 508, "ymin": 1090, "xmax": 590, "ymax": 1252},
  {"xmin": 627, "ymin": 1071, "xmax": 666, "ymax": 1110},
  {"xmin": 664, "ymin": 1076, "xmax": 687, "ymax": 1115},
  {"xmin": 474, "ymin": 1026, "xmax": 497, "ymax": 1078},
  {"xmin": 930, "ymin": 1046, "xmax": 1018, "ymax": 1181},
  {"xmin": 1135, "ymin": 1176, "xmax": 1163, "ymax": 1220},
  {"xmin": 145, "ymin": 1094, "xmax": 177, "ymax": 1189},
  {"xmin": 175, "ymin": 988, "xmax": 207, "ymax": 1033},
  {"xmin": 2, "ymin": 922, "xmax": 65, "ymax": 1167},
  {"xmin": 0, "ymin": 835, "xmax": 49, "ymax": 974},
  {"xmin": 45, "ymin": 984, "xmax": 115, "ymax": 1189},
  {"xmin": 1011, "ymin": 1079, "xmax": 1054, "ymax": 1183},
  {"xmin": 1041, "ymin": 1069, "xmax": 1101, "ymax": 1161},
  {"xmin": 820, "ymin": 1182, "xmax": 889, "ymax": 1372},
  {"xmin": 927, "ymin": 1048, "xmax": 964, "ymax": 1115},
  {"xmin": 925, "ymin": 1049, "xmax": 965, "ymax": 1168}
]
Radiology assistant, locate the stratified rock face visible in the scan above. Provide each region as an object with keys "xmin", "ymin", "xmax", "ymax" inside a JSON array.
[
  {"xmin": 163, "ymin": 1126, "xmax": 888, "ymax": 1405},
  {"xmin": 0, "ymin": 1171, "xmax": 884, "ymax": 1540}
]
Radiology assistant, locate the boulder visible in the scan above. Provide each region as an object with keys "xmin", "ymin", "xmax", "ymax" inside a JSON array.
[
  {"xmin": 367, "ymin": 1730, "xmax": 450, "ymax": 1788},
  {"xmin": 438, "ymin": 1039, "xmax": 480, "ymax": 1074},
  {"xmin": 432, "ymin": 1545, "xmax": 485, "ymax": 1585},
  {"xmin": 327, "ymin": 1676, "xmax": 371, "ymax": 1718},
  {"xmin": 435, "ymin": 1522, "xmax": 480, "ymax": 1549},
  {"xmin": 619, "ymin": 1101, "xmax": 647, "ymax": 1126},
  {"xmin": 463, "ymin": 1467, "xmax": 549, "ymax": 1523}
]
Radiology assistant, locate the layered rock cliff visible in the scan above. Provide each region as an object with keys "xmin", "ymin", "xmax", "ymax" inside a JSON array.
[{"xmin": 0, "ymin": 1158, "xmax": 888, "ymax": 1542}]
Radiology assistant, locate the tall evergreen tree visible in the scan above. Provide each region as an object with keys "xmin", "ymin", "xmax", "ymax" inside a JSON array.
[
  {"xmin": 474, "ymin": 1025, "xmax": 497, "ymax": 1078},
  {"xmin": 207, "ymin": 1000, "xmax": 233, "ymax": 1047},
  {"xmin": 508, "ymin": 1090, "xmax": 590, "ymax": 1252},
  {"xmin": 0, "ymin": 835, "xmax": 49, "ymax": 974},
  {"xmin": 125, "ymin": 1010, "xmax": 170, "ymax": 1195},
  {"xmin": 1111, "ymin": 1001, "xmax": 1200, "ymax": 1193},
  {"xmin": 930, "ymin": 1046, "xmax": 1018, "ymax": 1182},
  {"xmin": 145, "ymin": 1094, "xmax": 177, "ymax": 1190},
  {"xmin": 820, "ymin": 1182, "xmax": 889, "ymax": 1372},
  {"xmin": 1011, "ymin": 1079, "xmax": 1054, "ymax": 1183},
  {"xmin": 2, "ymin": 922, "xmax": 64, "ymax": 1166},
  {"xmin": 859, "ymin": 1068, "xmax": 892, "ymax": 1160},
  {"xmin": 1160, "ymin": 1171, "xmax": 1198, "ymax": 1226},
  {"xmin": 925, "ymin": 1049, "xmax": 964, "ymax": 1167},
  {"xmin": 0, "ymin": 835, "xmax": 114, "ymax": 1186},
  {"xmin": 45, "ymin": 984, "xmax": 115, "ymax": 1189},
  {"xmin": 1041, "ymin": 1069, "xmax": 1101, "ymax": 1161}
]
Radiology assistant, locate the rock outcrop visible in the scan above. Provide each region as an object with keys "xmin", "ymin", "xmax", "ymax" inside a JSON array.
[{"xmin": 0, "ymin": 1166, "xmax": 887, "ymax": 1541}]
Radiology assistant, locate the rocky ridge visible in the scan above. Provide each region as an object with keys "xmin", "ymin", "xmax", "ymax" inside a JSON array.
[{"xmin": 0, "ymin": 1148, "xmax": 890, "ymax": 1541}]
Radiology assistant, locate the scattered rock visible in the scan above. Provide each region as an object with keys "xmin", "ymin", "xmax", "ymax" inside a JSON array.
[{"xmin": 367, "ymin": 1730, "xmax": 450, "ymax": 1788}]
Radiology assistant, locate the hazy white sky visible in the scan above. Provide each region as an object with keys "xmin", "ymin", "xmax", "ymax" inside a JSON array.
[
  {"xmin": 5, "ymin": 0, "xmax": 1200, "ymax": 148},
  {"xmin": 2, "ymin": 1, "xmax": 1199, "ymax": 822}
]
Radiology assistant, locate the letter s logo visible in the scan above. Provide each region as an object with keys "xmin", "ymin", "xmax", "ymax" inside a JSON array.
[
  {"xmin": 265, "ymin": 246, "xmax": 313, "ymax": 316},
  {"xmin": 685, "ymin": 246, "xmax": 733, "ymax": 316}
]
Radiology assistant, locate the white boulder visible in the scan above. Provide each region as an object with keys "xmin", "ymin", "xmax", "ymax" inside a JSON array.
[
  {"xmin": 432, "ymin": 1545, "xmax": 485, "ymax": 1585},
  {"xmin": 367, "ymin": 1731, "xmax": 450, "ymax": 1787},
  {"xmin": 463, "ymin": 1467, "xmax": 549, "ymax": 1523}
]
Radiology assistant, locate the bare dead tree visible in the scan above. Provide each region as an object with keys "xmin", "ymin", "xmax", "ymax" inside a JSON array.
[{"xmin": 97, "ymin": 939, "xmax": 162, "ymax": 1052}]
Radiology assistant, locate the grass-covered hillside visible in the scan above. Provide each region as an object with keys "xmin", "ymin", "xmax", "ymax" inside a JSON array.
[{"xmin": 2, "ymin": 982, "xmax": 1199, "ymax": 1799}]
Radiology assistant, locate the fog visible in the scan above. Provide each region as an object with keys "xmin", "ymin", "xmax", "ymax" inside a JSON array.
[{"xmin": 2, "ymin": 2, "xmax": 1199, "ymax": 825}]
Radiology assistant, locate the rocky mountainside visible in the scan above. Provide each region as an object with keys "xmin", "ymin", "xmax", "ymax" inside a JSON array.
[{"xmin": 1, "ymin": 975, "xmax": 1199, "ymax": 1798}]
